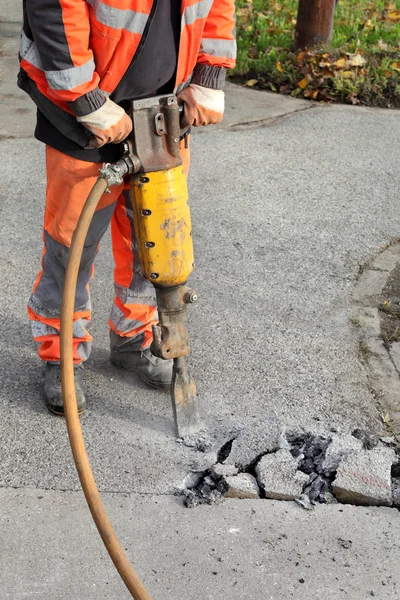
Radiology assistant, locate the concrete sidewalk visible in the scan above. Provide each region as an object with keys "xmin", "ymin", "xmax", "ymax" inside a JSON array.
[
  {"xmin": 2, "ymin": 488, "xmax": 400, "ymax": 600},
  {"xmin": 1, "ymin": 5, "xmax": 400, "ymax": 600}
]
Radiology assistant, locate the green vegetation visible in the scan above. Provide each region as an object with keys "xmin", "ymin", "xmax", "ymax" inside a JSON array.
[{"xmin": 233, "ymin": 1, "xmax": 400, "ymax": 107}]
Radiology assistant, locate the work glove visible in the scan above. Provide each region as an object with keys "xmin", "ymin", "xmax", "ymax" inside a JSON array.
[
  {"xmin": 177, "ymin": 84, "xmax": 225, "ymax": 127},
  {"xmin": 76, "ymin": 98, "xmax": 132, "ymax": 148}
]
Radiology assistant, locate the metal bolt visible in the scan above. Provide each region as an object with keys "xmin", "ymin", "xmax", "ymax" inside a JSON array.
[
  {"xmin": 140, "ymin": 176, "xmax": 150, "ymax": 183},
  {"xmin": 141, "ymin": 209, "xmax": 152, "ymax": 216},
  {"xmin": 150, "ymin": 273, "xmax": 159, "ymax": 279},
  {"xmin": 184, "ymin": 291, "xmax": 198, "ymax": 304},
  {"xmin": 173, "ymin": 137, "xmax": 179, "ymax": 143},
  {"xmin": 145, "ymin": 242, "xmax": 155, "ymax": 248}
]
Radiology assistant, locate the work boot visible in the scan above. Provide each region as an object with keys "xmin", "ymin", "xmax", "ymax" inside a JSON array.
[
  {"xmin": 44, "ymin": 363, "xmax": 86, "ymax": 416},
  {"xmin": 110, "ymin": 347, "xmax": 173, "ymax": 390}
]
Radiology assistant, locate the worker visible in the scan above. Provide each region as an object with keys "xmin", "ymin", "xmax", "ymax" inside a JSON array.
[{"xmin": 18, "ymin": 0, "xmax": 236, "ymax": 415}]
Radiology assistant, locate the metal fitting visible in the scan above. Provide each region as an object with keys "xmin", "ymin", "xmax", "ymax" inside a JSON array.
[
  {"xmin": 184, "ymin": 290, "xmax": 198, "ymax": 304},
  {"xmin": 99, "ymin": 159, "xmax": 131, "ymax": 191}
]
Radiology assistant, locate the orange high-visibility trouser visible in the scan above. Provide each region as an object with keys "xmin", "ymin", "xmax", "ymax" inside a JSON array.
[{"xmin": 28, "ymin": 141, "xmax": 190, "ymax": 364}]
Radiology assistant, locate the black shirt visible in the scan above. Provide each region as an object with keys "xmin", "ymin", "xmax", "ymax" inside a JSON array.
[{"xmin": 35, "ymin": 0, "xmax": 181, "ymax": 163}]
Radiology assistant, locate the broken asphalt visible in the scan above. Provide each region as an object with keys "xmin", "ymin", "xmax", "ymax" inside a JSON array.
[{"xmin": 1, "ymin": 6, "xmax": 400, "ymax": 599}]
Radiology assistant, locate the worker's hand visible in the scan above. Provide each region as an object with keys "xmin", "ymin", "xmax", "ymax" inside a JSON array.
[
  {"xmin": 76, "ymin": 98, "xmax": 132, "ymax": 148},
  {"xmin": 177, "ymin": 84, "xmax": 225, "ymax": 127}
]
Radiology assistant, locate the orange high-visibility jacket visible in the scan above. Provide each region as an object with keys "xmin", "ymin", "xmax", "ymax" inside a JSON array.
[{"xmin": 19, "ymin": 0, "xmax": 236, "ymax": 128}]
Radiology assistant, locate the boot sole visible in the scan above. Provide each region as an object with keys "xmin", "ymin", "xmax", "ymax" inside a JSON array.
[{"xmin": 110, "ymin": 355, "xmax": 171, "ymax": 391}]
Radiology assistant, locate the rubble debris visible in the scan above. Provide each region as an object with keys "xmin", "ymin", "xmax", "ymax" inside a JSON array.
[
  {"xmin": 224, "ymin": 418, "xmax": 282, "ymax": 470},
  {"xmin": 289, "ymin": 433, "xmax": 331, "ymax": 475},
  {"xmin": 184, "ymin": 488, "xmax": 222, "ymax": 508},
  {"xmin": 333, "ymin": 446, "xmax": 396, "ymax": 506},
  {"xmin": 211, "ymin": 463, "xmax": 239, "ymax": 480},
  {"xmin": 182, "ymin": 432, "xmax": 213, "ymax": 453},
  {"xmin": 256, "ymin": 449, "xmax": 309, "ymax": 501},
  {"xmin": 180, "ymin": 425, "xmax": 400, "ymax": 509},
  {"xmin": 322, "ymin": 434, "xmax": 363, "ymax": 476},
  {"xmin": 295, "ymin": 494, "xmax": 314, "ymax": 511},
  {"xmin": 287, "ymin": 432, "xmax": 335, "ymax": 503},
  {"xmin": 218, "ymin": 473, "xmax": 260, "ymax": 499},
  {"xmin": 188, "ymin": 451, "xmax": 219, "ymax": 472},
  {"xmin": 352, "ymin": 428, "xmax": 379, "ymax": 450}
]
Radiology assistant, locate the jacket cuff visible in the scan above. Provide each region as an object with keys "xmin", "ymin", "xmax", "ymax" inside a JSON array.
[
  {"xmin": 192, "ymin": 65, "xmax": 226, "ymax": 89},
  {"xmin": 68, "ymin": 88, "xmax": 107, "ymax": 117}
]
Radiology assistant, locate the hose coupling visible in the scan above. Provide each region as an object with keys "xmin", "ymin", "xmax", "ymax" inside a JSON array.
[{"xmin": 99, "ymin": 157, "xmax": 134, "ymax": 193}]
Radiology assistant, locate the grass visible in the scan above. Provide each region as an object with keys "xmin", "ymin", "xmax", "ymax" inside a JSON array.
[
  {"xmin": 359, "ymin": 340, "xmax": 372, "ymax": 358},
  {"xmin": 233, "ymin": 0, "xmax": 400, "ymax": 107}
]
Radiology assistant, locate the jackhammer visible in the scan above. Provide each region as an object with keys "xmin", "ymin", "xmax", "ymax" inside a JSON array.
[{"xmin": 60, "ymin": 95, "xmax": 201, "ymax": 599}]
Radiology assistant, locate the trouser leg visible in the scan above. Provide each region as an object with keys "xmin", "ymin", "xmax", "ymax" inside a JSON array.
[
  {"xmin": 109, "ymin": 186, "xmax": 158, "ymax": 351},
  {"xmin": 28, "ymin": 146, "xmax": 123, "ymax": 364}
]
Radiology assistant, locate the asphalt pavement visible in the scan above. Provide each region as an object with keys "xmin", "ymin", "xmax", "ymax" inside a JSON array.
[{"xmin": 1, "ymin": 5, "xmax": 400, "ymax": 600}]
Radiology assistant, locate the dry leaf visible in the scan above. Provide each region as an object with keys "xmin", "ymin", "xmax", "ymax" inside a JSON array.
[
  {"xmin": 276, "ymin": 61, "xmax": 284, "ymax": 73},
  {"xmin": 334, "ymin": 57, "xmax": 347, "ymax": 69},
  {"xmin": 392, "ymin": 62, "xmax": 400, "ymax": 72},
  {"xmin": 244, "ymin": 79, "xmax": 258, "ymax": 87},
  {"xmin": 388, "ymin": 10, "xmax": 400, "ymax": 21},
  {"xmin": 349, "ymin": 54, "xmax": 366, "ymax": 67},
  {"xmin": 297, "ymin": 76, "xmax": 308, "ymax": 89}
]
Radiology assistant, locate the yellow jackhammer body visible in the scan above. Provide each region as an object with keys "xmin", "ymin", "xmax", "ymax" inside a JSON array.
[
  {"xmin": 97, "ymin": 94, "xmax": 200, "ymax": 436},
  {"xmin": 123, "ymin": 94, "xmax": 200, "ymax": 437}
]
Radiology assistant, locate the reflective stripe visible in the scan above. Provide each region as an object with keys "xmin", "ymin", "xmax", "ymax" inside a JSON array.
[
  {"xmin": 200, "ymin": 38, "xmax": 237, "ymax": 59},
  {"xmin": 20, "ymin": 31, "xmax": 94, "ymax": 90},
  {"xmin": 109, "ymin": 304, "xmax": 145, "ymax": 334},
  {"xmin": 20, "ymin": 31, "xmax": 43, "ymax": 70},
  {"xmin": 46, "ymin": 58, "xmax": 95, "ymax": 91},
  {"xmin": 30, "ymin": 321, "xmax": 59, "ymax": 339},
  {"xmin": 114, "ymin": 284, "xmax": 157, "ymax": 307},
  {"xmin": 30, "ymin": 318, "xmax": 89, "ymax": 340},
  {"xmin": 29, "ymin": 294, "xmax": 62, "ymax": 319},
  {"xmin": 183, "ymin": 0, "xmax": 214, "ymax": 26},
  {"xmin": 85, "ymin": 0, "xmax": 148, "ymax": 34}
]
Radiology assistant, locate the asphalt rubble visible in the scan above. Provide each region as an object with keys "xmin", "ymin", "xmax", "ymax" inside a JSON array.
[{"xmin": 176, "ymin": 419, "xmax": 400, "ymax": 510}]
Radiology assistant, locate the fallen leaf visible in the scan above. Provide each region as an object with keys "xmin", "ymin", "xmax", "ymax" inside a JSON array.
[
  {"xmin": 378, "ymin": 39, "xmax": 389, "ymax": 51},
  {"xmin": 297, "ymin": 76, "xmax": 309, "ymax": 89},
  {"xmin": 276, "ymin": 61, "xmax": 284, "ymax": 73},
  {"xmin": 334, "ymin": 57, "xmax": 347, "ymax": 69},
  {"xmin": 244, "ymin": 79, "xmax": 258, "ymax": 87},
  {"xmin": 346, "ymin": 92, "xmax": 360, "ymax": 105},
  {"xmin": 392, "ymin": 62, "xmax": 400, "ymax": 72},
  {"xmin": 349, "ymin": 54, "xmax": 366, "ymax": 67},
  {"xmin": 387, "ymin": 10, "xmax": 400, "ymax": 21}
]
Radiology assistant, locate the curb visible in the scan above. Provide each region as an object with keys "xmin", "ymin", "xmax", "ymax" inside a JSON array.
[{"xmin": 352, "ymin": 242, "xmax": 400, "ymax": 438}]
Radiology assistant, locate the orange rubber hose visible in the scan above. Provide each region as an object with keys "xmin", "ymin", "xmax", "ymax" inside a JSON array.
[{"xmin": 60, "ymin": 177, "xmax": 152, "ymax": 600}]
